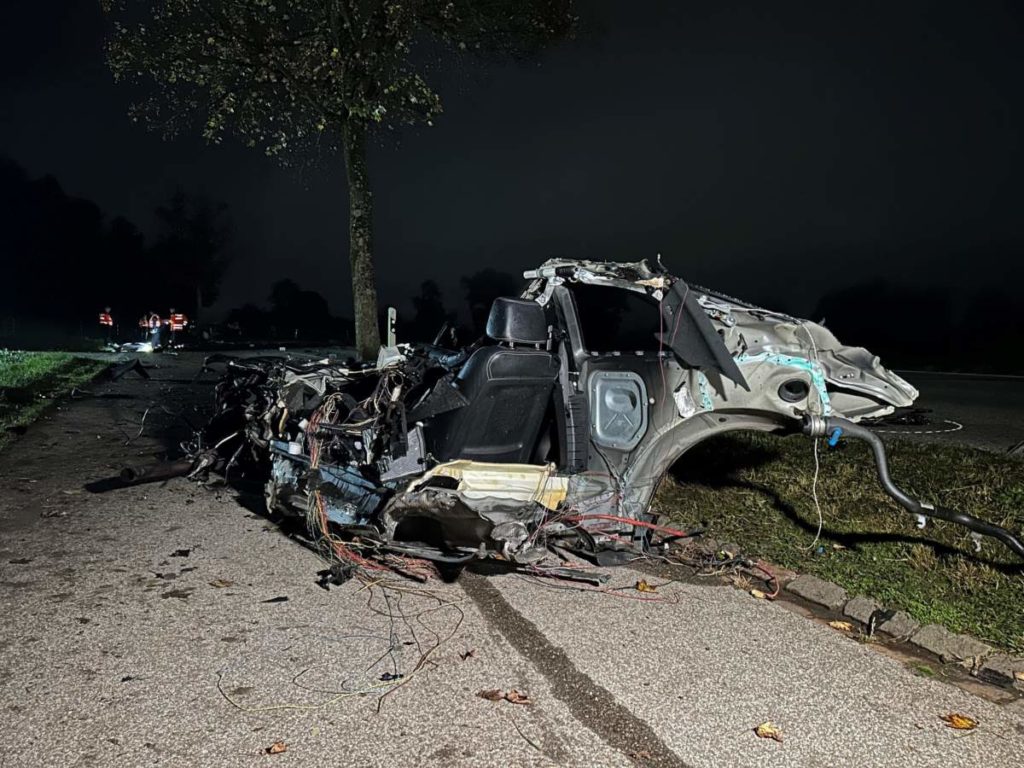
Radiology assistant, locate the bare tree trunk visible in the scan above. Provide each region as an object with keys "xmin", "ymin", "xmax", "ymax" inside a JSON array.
[{"xmin": 342, "ymin": 122, "xmax": 381, "ymax": 359}]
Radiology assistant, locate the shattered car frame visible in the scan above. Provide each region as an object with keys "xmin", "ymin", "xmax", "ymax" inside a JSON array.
[{"xmin": 180, "ymin": 258, "xmax": 1024, "ymax": 573}]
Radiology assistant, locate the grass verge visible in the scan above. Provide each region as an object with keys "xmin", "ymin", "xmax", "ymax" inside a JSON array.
[
  {"xmin": 655, "ymin": 432, "xmax": 1024, "ymax": 652},
  {"xmin": 0, "ymin": 350, "xmax": 108, "ymax": 450}
]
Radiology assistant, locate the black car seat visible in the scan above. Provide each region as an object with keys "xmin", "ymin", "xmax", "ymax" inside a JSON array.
[{"xmin": 427, "ymin": 297, "xmax": 559, "ymax": 464}]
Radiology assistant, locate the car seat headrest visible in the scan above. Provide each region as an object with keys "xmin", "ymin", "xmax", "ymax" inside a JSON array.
[{"xmin": 485, "ymin": 297, "xmax": 548, "ymax": 344}]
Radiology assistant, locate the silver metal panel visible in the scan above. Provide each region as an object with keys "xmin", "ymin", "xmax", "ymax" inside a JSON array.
[{"xmin": 588, "ymin": 370, "xmax": 648, "ymax": 450}]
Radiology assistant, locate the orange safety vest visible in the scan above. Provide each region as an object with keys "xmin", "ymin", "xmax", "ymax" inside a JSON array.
[
  {"xmin": 169, "ymin": 313, "xmax": 188, "ymax": 331},
  {"xmin": 99, "ymin": 312, "xmax": 113, "ymax": 327}
]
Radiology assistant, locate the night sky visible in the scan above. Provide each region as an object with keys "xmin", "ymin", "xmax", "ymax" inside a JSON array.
[{"xmin": 3, "ymin": 0, "xmax": 1023, "ymax": 320}]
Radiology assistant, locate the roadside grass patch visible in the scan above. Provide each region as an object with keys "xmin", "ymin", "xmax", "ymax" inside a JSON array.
[
  {"xmin": 0, "ymin": 350, "xmax": 107, "ymax": 449},
  {"xmin": 655, "ymin": 432, "xmax": 1024, "ymax": 652}
]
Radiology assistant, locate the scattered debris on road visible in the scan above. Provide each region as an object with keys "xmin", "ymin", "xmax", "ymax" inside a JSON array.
[
  {"xmin": 99, "ymin": 259, "xmax": 1024, "ymax": 586},
  {"xmin": 939, "ymin": 713, "xmax": 978, "ymax": 731},
  {"xmin": 828, "ymin": 620, "xmax": 855, "ymax": 632},
  {"xmin": 106, "ymin": 359, "xmax": 150, "ymax": 381},
  {"xmin": 753, "ymin": 721, "xmax": 784, "ymax": 742},
  {"xmin": 263, "ymin": 741, "xmax": 288, "ymax": 755},
  {"xmin": 478, "ymin": 689, "xmax": 533, "ymax": 705}
]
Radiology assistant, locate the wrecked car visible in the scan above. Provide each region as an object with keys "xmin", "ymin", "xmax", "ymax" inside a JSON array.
[{"xmin": 167, "ymin": 258, "xmax": 1024, "ymax": 574}]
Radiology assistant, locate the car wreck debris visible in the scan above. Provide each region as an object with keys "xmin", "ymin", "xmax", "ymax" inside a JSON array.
[{"xmin": 147, "ymin": 258, "xmax": 1022, "ymax": 576}]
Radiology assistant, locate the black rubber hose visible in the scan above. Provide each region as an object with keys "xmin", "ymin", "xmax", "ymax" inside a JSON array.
[{"xmin": 803, "ymin": 415, "xmax": 1024, "ymax": 561}]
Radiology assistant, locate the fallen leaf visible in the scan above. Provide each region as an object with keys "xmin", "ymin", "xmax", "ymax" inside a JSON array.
[
  {"xmin": 831, "ymin": 543, "xmax": 847, "ymax": 550},
  {"xmin": 940, "ymin": 713, "xmax": 978, "ymax": 731},
  {"xmin": 750, "ymin": 588, "xmax": 767, "ymax": 600},
  {"xmin": 261, "ymin": 596, "xmax": 289, "ymax": 603},
  {"xmin": 504, "ymin": 689, "xmax": 532, "ymax": 705},
  {"xmin": 828, "ymin": 621, "xmax": 855, "ymax": 632},
  {"xmin": 635, "ymin": 579, "xmax": 657, "ymax": 593},
  {"xmin": 754, "ymin": 721, "xmax": 783, "ymax": 742},
  {"xmin": 264, "ymin": 741, "xmax": 287, "ymax": 755},
  {"xmin": 1015, "ymin": 671, "xmax": 1024, "ymax": 683},
  {"xmin": 459, "ymin": 649, "xmax": 475, "ymax": 661},
  {"xmin": 209, "ymin": 579, "xmax": 234, "ymax": 588},
  {"xmin": 477, "ymin": 688, "xmax": 532, "ymax": 705},
  {"xmin": 379, "ymin": 672, "xmax": 403, "ymax": 682}
]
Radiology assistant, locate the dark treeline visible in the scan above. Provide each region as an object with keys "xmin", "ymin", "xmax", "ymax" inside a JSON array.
[
  {"xmin": 225, "ymin": 279, "xmax": 353, "ymax": 343},
  {"xmin": 1, "ymin": 157, "xmax": 1020, "ymax": 371},
  {"xmin": 0, "ymin": 157, "xmax": 229, "ymax": 345},
  {"xmin": 223, "ymin": 272, "xmax": 521, "ymax": 347}
]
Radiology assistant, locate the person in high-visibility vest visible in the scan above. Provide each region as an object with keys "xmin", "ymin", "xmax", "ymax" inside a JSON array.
[
  {"xmin": 167, "ymin": 308, "xmax": 189, "ymax": 345},
  {"xmin": 98, "ymin": 307, "xmax": 113, "ymax": 344}
]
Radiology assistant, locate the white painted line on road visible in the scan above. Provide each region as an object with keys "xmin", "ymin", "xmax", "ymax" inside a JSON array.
[{"xmin": 872, "ymin": 419, "xmax": 964, "ymax": 436}]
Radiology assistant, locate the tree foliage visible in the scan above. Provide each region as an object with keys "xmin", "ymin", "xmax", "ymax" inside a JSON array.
[
  {"xmin": 0, "ymin": 157, "xmax": 230, "ymax": 340},
  {"xmin": 104, "ymin": 0, "xmax": 574, "ymax": 159},
  {"xmin": 409, "ymin": 278, "xmax": 452, "ymax": 341},
  {"xmin": 152, "ymin": 189, "xmax": 232, "ymax": 315},
  {"xmin": 103, "ymin": 0, "xmax": 575, "ymax": 358},
  {"xmin": 460, "ymin": 267, "xmax": 520, "ymax": 336}
]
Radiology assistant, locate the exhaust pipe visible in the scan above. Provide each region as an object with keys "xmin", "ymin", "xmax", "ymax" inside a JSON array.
[
  {"xmin": 119, "ymin": 459, "xmax": 196, "ymax": 485},
  {"xmin": 802, "ymin": 414, "xmax": 1024, "ymax": 561}
]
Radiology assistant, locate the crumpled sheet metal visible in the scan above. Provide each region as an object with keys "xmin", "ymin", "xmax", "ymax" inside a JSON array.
[
  {"xmin": 408, "ymin": 461, "xmax": 568, "ymax": 511},
  {"xmin": 175, "ymin": 257, "xmax": 935, "ymax": 569}
]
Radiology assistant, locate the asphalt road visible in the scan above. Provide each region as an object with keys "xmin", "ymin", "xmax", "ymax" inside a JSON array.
[
  {"xmin": 1, "ymin": 354, "xmax": 1022, "ymax": 767},
  {"xmin": 888, "ymin": 371, "xmax": 1024, "ymax": 452}
]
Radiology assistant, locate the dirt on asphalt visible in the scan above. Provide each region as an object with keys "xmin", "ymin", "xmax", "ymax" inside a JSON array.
[
  {"xmin": 0, "ymin": 352, "xmax": 631, "ymax": 767},
  {"xmin": 1, "ymin": 351, "xmax": 1023, "ymax": 768}
]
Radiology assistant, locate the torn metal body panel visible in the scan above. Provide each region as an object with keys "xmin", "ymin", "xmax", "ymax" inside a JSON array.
[{"xmin": 186, "ymin": 258, "xmax": 1023, "ymax": 570}]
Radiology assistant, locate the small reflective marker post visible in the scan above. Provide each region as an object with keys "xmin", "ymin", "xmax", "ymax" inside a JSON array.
[{"xmin": 387, "ymin": 307, "xmax": 397, "ymax": 347}]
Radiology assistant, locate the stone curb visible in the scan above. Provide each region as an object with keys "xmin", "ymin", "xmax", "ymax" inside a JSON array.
[{"xmin": 780, "ymin": 573, "xmax": 1024, "ymax": 691}]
